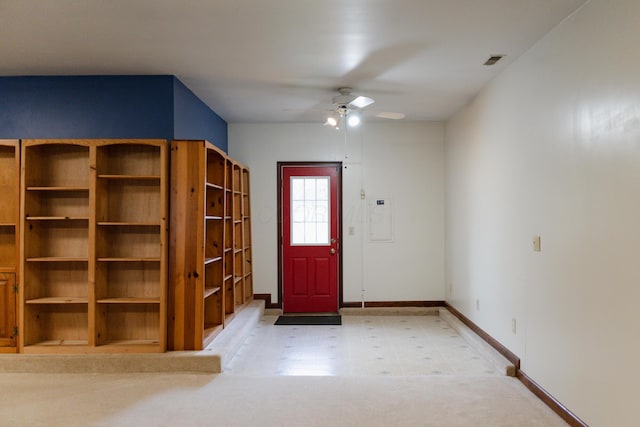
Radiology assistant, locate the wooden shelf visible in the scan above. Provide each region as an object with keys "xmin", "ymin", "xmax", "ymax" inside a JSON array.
[
  {"xmin": 205, "ymin": 216, "xmax": 223, "ymax": 221},
  {"xmin": 26, "ymin": 186, "xmax": 89, "ymax": 192},
  {"xmin": 98, "ymin": 174, "xmax": 160, "ymax": 181},
  {"xmin": 97, "ymin": 297, "xmax": 160, "ymax": 304},
  {"xmin": 22, "ymin": 339, "xmax": 162, "ymax": 353},
  {"xmin": 206, "ymin": 182, "xmax": 224, "ymax": 190},
  {"xmin": 204, "ymin": 256, "xmax": 222, "ymax": 265},
  {"xmin": 204, "ymin": 287, "xmax": 221, "ymax": 299},
  {"xmin": 26, "ymin": 297, "xmax": 88, "ymax": 304},
  {"xmin": 203, "ymin": 323, "xmax": 223, "ymax": 337},
  {"xmin": 97, "ymin": 222, "xmax": 160, "ymax": 227},
  {"xmin": 26, "ymin": 217, "xmax": 88, "ymax": 221},
  {"xmin": 100, "ymin": 339, "xmax": 160, "ymax": 347},
  {"xmin": 26, "ymin": 257, "xmax": 88, "ymax": 262},
  {"xmin": 27, "ymin": 340, "xmax": 89, "ymax": 347}
]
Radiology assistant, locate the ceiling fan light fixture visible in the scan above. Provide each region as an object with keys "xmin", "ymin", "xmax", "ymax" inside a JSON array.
[
  {"xmin": 332, "ymin": 87, "xmax": 375, "ymax": 110},
  {"xmin": 325, "ymin": 114, "xmax": 338, "ymax": 127}
]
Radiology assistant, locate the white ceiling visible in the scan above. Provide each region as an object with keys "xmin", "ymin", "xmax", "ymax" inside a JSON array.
[{"xmin": 0, "ymin": 0, "xmax": 586, "ymax": 124}]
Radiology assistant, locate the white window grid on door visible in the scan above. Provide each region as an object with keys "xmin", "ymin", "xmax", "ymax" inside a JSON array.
[{"xmin": 290, "ymin": 176, "xmax": 330, "ymax": 245}]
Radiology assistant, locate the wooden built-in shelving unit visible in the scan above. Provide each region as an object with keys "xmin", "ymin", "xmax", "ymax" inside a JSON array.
[
  {"xmin": 1, "ymin": 138, "xmax": 249, "ymax": 355},
  {"xmin": 19, "ymin": 139, "xmax": 167, "ymax": 353},
  {"xmin": 169, "ymin": 140, "xmax": 252, "ymax": 351}
]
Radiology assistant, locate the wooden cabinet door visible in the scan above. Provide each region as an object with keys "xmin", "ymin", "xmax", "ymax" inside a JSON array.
[{"xmin": 0, "ymin": 273, "xmax": 16, "ymax": 347}]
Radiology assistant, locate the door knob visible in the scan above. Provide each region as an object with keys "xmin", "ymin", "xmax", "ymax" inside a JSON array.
[{"xmin": 330, "ymin": 248, "xmax": 336, "ymax": 255}]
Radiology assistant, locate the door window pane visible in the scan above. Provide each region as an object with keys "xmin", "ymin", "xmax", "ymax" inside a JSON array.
[
  {"xmin": 304, "ymin": 179, "xmax": 316, "ymax": 200},
  {"xmin": 291, "ymin": 179, "xmax": 304, "ymax": 201},
  {"xmin": 292, "ymin": 223, "xmax": 305, "ymax": 245},
  {"xmin": 317, "ymin": 179, "xmax": 328, "ymax": 201},
  {"xmin": 290, "ymin": 176, "xmax": 330, "ymax": 245},
  {"xmin": 316, "ymin": 201, "xmax": 329, "ymax": 222},
  {"xmin": 291, "ymin": 201, "xmax": 305, "ymax": 222},
  {"xmin": 316, "ymin": 223, "xmax": 329, "ymax": 244}
]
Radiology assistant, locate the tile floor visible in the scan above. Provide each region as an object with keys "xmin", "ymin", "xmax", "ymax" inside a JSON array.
[{"xmin": 226, "ymin": 314, "xmax": 499, "ymax": 377}]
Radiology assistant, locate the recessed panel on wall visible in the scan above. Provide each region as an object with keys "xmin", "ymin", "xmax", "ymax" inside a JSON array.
[{"xmin": 368, "ymin": 197, "xmax": 393, "ymax": 242}]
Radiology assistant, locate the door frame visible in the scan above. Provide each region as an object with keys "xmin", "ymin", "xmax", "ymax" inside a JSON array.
[{"xmin": 277, "ymin": 162, "xmax": 343, "ymax": 311}]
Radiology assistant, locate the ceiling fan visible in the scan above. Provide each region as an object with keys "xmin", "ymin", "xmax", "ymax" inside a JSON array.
[{"xmin": 325, "ymin": 87, "xmax": 405, "ymax": 129}]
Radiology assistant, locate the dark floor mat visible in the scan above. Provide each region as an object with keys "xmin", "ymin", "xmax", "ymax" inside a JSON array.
[{"xmin": 274, "ymin": 315, "xmax": 342, "ymax": 326}]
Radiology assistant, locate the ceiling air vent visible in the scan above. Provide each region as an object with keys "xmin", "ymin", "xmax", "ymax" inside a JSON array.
[{"xmin": 484, "ymin": 55, "xmax": 505, "ymax": 66}]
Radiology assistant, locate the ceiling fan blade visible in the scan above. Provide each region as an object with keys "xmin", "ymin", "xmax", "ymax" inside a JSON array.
[
  {"xmin": 376, "ymin": 111, "xmax": 405, "ymax": 120},
  {"xmin": 341, "ymin": 43, "xmax": 426, "ymax": 87},
  {"xmin": 349, "ymin": 96, "xmax": 375, "ymax": 109}
]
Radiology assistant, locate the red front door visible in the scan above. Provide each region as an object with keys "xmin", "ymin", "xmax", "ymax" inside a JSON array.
[{"xmin": 282, "ymin": 165, "xmax": 340, "ymax": 313}]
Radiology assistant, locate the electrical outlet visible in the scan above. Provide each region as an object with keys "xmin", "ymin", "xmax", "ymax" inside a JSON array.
[
  {"xmin": 476, "ymin": 299, "xmax": 480, "ymax": 311},
  {"xmin": 512, "ymin": 318, "xmax": 517, "ymax": 334},
  {"xmin": 533, "ymin": 235, "xmax": 541, "ymax": 252}
]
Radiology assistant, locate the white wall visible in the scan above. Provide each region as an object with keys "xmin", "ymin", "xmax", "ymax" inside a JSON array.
[
  {"xmin": 229, "ymin": 122, "xmax": 444, "ymax": 304},
  {"xmin": 445, "ymin": 0, "xmax": 640, "ymax": 425}
]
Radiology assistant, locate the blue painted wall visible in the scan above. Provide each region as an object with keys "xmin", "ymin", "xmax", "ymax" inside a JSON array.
[
  {"xmin": 0, "ymin": 75, "xmax": 227, "ymax": 150},
  {"xmin": 173, "ymin": 78, "xmax": 227, "ymax": 152}
]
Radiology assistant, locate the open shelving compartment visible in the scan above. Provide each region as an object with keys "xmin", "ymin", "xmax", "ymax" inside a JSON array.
[
  {"xmin": 201, "ymin": 145, "xmax": 226, "ymax": 346},
  {"xmin": 241, "ymin": 167, "xmax": 253, "ymax": 302},
  {"xmin": 20, "ymin": 141, "xmax": 91, "ymax": 352},
  {"xmin": 223, "ymin": 157, "xmax": 235, "ymax": 320},
  {"xmin": 94, "ymin": 141, "xmax": 167, "ymax": 352},
  {"xmin": 232, "ymin": 163, "xmax": 245, "ymax": 306}
]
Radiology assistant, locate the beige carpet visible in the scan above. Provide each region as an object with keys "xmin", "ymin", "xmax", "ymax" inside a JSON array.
[{"xmin": 0, "ymin": 372, "xmax": 566, "ymax": 426}]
